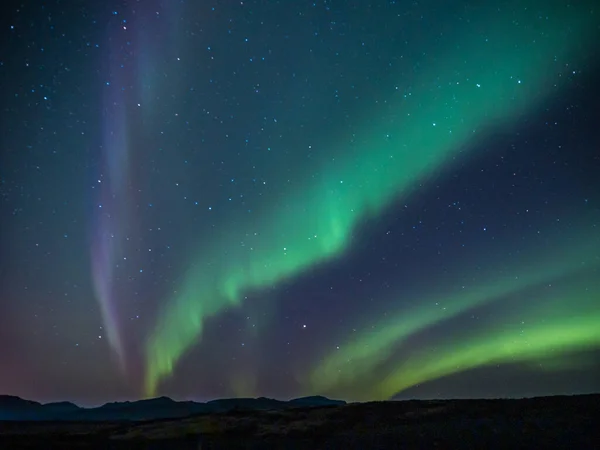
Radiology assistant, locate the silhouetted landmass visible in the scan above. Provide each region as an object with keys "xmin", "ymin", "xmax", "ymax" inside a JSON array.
[
  {"xmin": 0, "ymin": 394, "xmax": 598, "ymax": 449},
  {"xmin": 0, "ymin": 394, "xmax": 345, "ymax": 421}
]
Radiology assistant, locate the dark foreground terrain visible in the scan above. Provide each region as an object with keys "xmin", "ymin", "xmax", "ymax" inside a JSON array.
[{"xmin": 1, "ymin": 394, "xmax": 598, "ymax": 449}]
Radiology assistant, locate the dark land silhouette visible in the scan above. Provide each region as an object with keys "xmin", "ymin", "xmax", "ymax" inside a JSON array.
[{"xmin": 0, "ymin": 393, "xmax": 598, "ymax": 449}]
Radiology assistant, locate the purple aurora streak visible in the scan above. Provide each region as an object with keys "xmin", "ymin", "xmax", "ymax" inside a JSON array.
[{"xmin": 90, "ymin": 12, "xmax": 135, "ymax": 373}]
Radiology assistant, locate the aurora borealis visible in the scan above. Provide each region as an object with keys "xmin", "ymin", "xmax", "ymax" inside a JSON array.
[{"xmin": 1, "ymin": 0, "xmax": 599, "ymax": 405}]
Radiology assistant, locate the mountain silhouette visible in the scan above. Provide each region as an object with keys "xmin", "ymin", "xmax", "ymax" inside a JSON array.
[{"xmin": 0, "ymin": 394, "xmax": 346, "ymax": 421}]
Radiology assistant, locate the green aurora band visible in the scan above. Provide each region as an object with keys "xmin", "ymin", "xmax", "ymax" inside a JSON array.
[
  {"xmin": 310, "ymin": 224, "xmax": 600, "ymax": 400},
  {"xmin": 144, "ymin": 2, "xmax": 598, "ymax": 396},
  {"xmin": 374, "ymin": 277, "xmax": 600, "ymax": 400},
  {"xmin": 376, "ymin": 298, "xmax": 600, "ymax": 400}
]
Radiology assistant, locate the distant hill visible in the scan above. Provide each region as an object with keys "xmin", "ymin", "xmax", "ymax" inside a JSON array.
[
  {"xmin": 0, "ymin": 396, "xmax": 44, "ymax": 420},
  {"xmin": 0, "ymin": 394, "xmax": 346, "ymax": 421},
  {"xmin": 1, "ymin": 394, "xmax": 598, "ymax": 449}
]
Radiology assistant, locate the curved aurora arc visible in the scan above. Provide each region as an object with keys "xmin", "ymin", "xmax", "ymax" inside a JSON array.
[
  {"xmin": 310, "ymin": 224, "xmax": 600, "ymax": 400},
  {"xmin": 144, "ymin": 2, "xmax": 598, "ymax": 396},
  {"xmin": 374, "ymin": 296, "xmax": 600, "ymax": 401}
]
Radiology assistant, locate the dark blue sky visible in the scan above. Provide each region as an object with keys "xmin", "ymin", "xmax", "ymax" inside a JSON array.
[{"xmin": 1, "ymin": 0, "xmax": 599, "ymax": 405}]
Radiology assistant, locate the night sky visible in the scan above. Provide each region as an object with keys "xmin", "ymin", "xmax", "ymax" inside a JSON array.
[{"xmin": 1, "ymin": 0, "xmax": 599, "ymax": 406}]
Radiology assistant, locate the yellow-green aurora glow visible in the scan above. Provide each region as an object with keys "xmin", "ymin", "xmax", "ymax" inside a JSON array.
[
  {"xmin": 310, "ymin": 224, "xmax": 600, "ymax": 400},
  {"xmin": 374, "ymin": 299, "xmax": 600, "ymax": 401},
  {"xmin": 144, "ymin": 2, "xmax": 599, "ymax": 396}
]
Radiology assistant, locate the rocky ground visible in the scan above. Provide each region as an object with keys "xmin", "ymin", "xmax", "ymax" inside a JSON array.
[{"xmin": 1, "ymin": 394, "xmax": 598, "ymax": 449}]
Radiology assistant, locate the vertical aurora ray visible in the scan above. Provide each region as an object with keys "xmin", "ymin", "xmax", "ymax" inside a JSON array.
[
  {"xmin": 89, "ymin": 0, "xmax": 187, "ymax": 382},
  {"xmin": 144, "ymin": 2, "xmax": 598, "ymax": 395},
  {"xmin": 90, "ymin": 15, "xmax": 134, "ymax": 372}
]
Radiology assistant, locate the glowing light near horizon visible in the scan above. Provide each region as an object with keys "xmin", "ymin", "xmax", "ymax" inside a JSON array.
[{"xmin": 309, "ymin": 223, "xmax": 600, "ymax": 400}]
